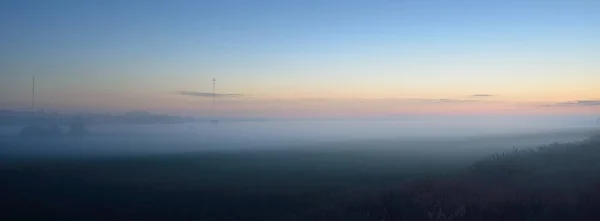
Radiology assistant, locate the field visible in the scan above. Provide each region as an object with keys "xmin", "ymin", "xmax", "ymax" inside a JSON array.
[{"xmin": 1, "ymin": 130, "xmax": 599, "ymax": 220}]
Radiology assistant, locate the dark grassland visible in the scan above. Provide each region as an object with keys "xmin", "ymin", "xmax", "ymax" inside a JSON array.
[{"xmin": 1, "ymin": 134, "xmax": 600, "ymax": 221}]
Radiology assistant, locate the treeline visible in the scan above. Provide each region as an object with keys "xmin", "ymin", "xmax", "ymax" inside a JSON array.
[{"xmin": 0, "ymin": 110, "xmax": 193, "ymax": 125}]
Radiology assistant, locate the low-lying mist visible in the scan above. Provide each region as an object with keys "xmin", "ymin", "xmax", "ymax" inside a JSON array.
[
  {"xmin": 1, "ymin": 116, "xmax": 599, "ymax": 221},
  {"xmin": 1, "ymin": 116, "xmax": 597, "ymax": 158}
]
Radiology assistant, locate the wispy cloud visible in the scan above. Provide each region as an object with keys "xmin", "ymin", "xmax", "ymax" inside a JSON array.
[
  {"xmin": 176, "ymin": 91, "xmax": 243, "ymax": 98},
  {"xmin": 281, "ymin": 98, "xmax": 483, "ymax": 103},
  {"xmin": 409, "ymin": 98, "xmax": 481, "ymax": 103},
  {"xmin": 470, "ymin": 94, "xmax": 494, "ymax": 97},
  {"xmin": 542, "ymin": 100, "xmax": 600, "ymax": 107}
]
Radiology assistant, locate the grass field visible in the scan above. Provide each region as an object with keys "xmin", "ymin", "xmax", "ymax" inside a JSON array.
[{"xmin": 1, "ymin": 132, "xmax": 599, "ymax": 220}]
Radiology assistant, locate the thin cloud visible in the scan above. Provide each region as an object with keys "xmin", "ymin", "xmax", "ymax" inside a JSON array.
[
  {"xmin": 336, "ymin": 98, "xmax": 483, "ymax": 103},
  {"xmin": 470, "ymin": 94, "xmax": 494, "ymax": 97},
  {"xmin": 432, "ymin": 99, "xmax": 480, "ymax": 103},
  {"xmin": 542, "ymin": 100, "xmax": 600, "ymax": 107},
  {"xmin": 352, "ymin": 98, "xmax": 483, "ymax": 103},
  {"xmin": 414, "ymin": 98, "xmax": 480, "ymax": 103},
  {"xmin": 176, "ymin": 91, "xmax": 243, "ymax": 98}
]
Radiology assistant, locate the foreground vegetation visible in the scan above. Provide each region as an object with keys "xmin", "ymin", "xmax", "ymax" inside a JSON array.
[
  {"xmin": 1, "ymin": 134, "xmax": 599, "ymax": 221},
  {"xmin": 300, "ymin": 134, "xmax": 600, "ymax": 221}
]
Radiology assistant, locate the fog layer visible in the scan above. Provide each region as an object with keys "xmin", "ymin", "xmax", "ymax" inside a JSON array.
[{"xmin": 1, "ymin": 116, "xmax": 597, "ymax": 158}]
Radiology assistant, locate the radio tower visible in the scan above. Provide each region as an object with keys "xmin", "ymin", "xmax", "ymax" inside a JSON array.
[
  {"xmin": 212, "ymin": 77, "xmax": 216, "ymax": 105},
  {"xmin": 210, "ymin": 77, "xmax": 219, "ymax": 124},
  {"xmin": 32, "ymin": 76, "xmax": 35, "ymax": 116}
]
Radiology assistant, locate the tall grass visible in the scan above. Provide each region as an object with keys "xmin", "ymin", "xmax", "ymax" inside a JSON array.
[{"xmin": 300, "ymin": 134, "xmax": 600, "ymax": 221}]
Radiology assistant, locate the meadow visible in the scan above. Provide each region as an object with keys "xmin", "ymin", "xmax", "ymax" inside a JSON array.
[{"xmin": 0, "ymin": 125, "xmax": 598, "ymax": 220}]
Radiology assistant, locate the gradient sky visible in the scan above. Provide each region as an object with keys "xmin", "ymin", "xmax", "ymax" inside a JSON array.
[{"xmin": 1, "ymin": 0, "xmax": 599, "ymax": 117}]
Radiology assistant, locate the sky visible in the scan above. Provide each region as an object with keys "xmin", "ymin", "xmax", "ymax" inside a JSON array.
[{"xmin": 1, "ymin": 0, "xmax": 599, "ymax": 118}]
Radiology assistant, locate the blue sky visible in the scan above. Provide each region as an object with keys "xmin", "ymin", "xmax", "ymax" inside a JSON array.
[{"xmin": 1, "ymin": 0, "xmax": 599, "ymax": 117}]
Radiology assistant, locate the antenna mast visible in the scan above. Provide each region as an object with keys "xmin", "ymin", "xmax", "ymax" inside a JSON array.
[
  {"xmin": 212, "ymin": 77, "xmax": 216, "ymax": 105},
  {"xmin": 32, "ymin": 76, "xmax": 35, "ymax": 116},
  {"xmin": 209, "ymin": 77, "xmax": 219, "ymax": 124}
]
